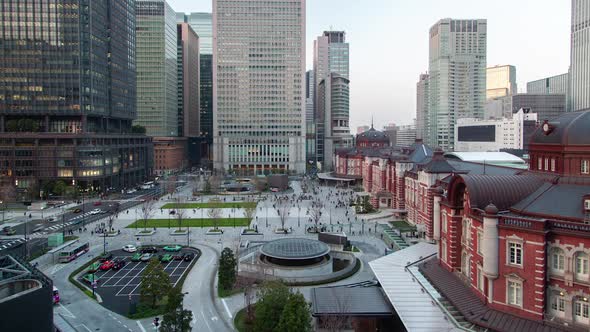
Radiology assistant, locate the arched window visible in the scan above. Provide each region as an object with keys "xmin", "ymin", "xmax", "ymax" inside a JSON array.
[
  {"xmin": 576, "ymin": 252, "xmax": 589, "ymax": 280},
  {"xmin": 550, "ymin": 292, "xmax": 566, "ymax": 318},
  {"xmin": 574, "ymin": 297, "xmax": 590, "ymax": 325},
  {"xmin": 551, "ymin": 248, "xmax": 565, "ymax": 272}
]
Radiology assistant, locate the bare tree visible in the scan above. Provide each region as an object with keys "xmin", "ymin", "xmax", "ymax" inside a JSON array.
[
  {"xmin": 174, "ymin": 197, "xmax": 187, "ymax": 231},
  {"xmin": 207, "ymin": 207, "xmax": 222, "ymax": 231},
  {"xmin": 276, "ymin": 202, "xmax": 290, "ymax": 231},
  {"xmin": 0, "ymin": 181, "xmax": 17, "ymax": 203},
  {"xmin": 243, "ymin": 200, "xmax": 257, "ymax": 228},
  {"xmin": 309, "ymin": 199, "xmax": 324, "ymax": 232},
  {"xmin": 140, "ymin": 199, "xmax": 156, "ymax": 230},
  {"xmin": 320, "ymin": 288, "xmax": 352, "ymax": 332},
  {"xmin": 107, "ymin": 205, "xmax": 119, "ymax": 232}
]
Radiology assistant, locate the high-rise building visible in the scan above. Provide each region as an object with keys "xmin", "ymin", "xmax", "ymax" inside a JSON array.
[
  {"xmin": 305, "ymin": 70, "xmax": 316, "ymax": 166},
  {"xmin": 180, "ymin": 13, "xmax": 213, "ymax": 165},
  {"xmin": 136, "ymin": 0, "xmax": 178, "ymax": 137},
  {"xmin": 570, "ymin": 0, "xmax": 590, "ymax": 112},
  {"xmin": 0, "ymin": 0, "xmax": 153, "ymax": 197},
  {"xmin": 512, "ymin": 94, "xmax": 566, "ymax": 121},
  {"xmin": 427, "ymin": 19, "xmax": 487, "ymax": 151},
  {"xmin": 416, "ymin": 73, "xmax": 429, "ymax": 140},
  {"xmin": 527, "ymin": 73, "xmax": 569, "ymax": 95},
  {"xmin": 213, "ymin": 0, "xmax": 306, "ymax": 174},
  {"xmin": 396, "ymin": 123, "xmax": 417, "ymax": 147},
  {"xmin": 486, "ymin": 65, "xmax": 517, "ymax": 99},
  {"xmin": 313, "ymin": 31, "xmax": 351, "ymax": 170}
]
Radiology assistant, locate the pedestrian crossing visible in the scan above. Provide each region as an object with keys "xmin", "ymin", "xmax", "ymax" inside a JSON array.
[{"xmin": 0, "ymin": 238, "xmax": 25, "ymax": 250}]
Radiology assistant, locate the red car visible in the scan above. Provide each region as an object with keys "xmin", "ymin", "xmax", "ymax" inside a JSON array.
[
  {"xmin": 93, "ymin": 201, "xmax": 102, "ymax": 206},
  {"xmin": 100, "ymin": 260, "xmax": 114, "ymax": 271}
]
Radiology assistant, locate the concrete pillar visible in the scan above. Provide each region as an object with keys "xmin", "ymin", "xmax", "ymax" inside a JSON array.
[
  {"xmin": 483, "ymin": 204, "xmax": 499, "ymax": 279},
  {"xmin": 433, "ymin": 193, "xmax": 442, "ymax": 241}
]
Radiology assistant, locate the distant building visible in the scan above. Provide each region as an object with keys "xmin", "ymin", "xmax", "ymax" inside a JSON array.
[
  {"xmin": 484, "ymin": 95, "xmax": 512, "ymax": 120},
  {"xmin": 512, "ymin": 94, "xmax": 566, "ymax": 121},
  {"xmin": 427, "ymin": 19, "xmax": 487, "ymax": 150},
  {"xmin": 486, "ymin": 65, "xmax": 517, "ymax": 100},
  {"xmin": 416, "ymin": 73, "xmax": 429, "ymax": 140},
  {"xmin": 153, "ymin": 137, "xmax": 188, "ymax": 176},
  {"xmin": 570, "ymin": 0, "xmax": 590, "ymax": 112},
  {"xmin": 396, "ymin": 124, "xmax": 417, "ymax": 147},
  {"xmin": 383, "ymin": 123, "xmax": 397, "ymax": 147},
  {"xmin": 306, "ymin": 70, "xmax": 316, "ymax": 165},
  {"xmin": 357, "ymin": 126, "xmax": 370, "ymax": 134},
  {"xmin": 527, "ymin": 73, "xmax": 569, "ymax": 95},
  {"xmin": 454, "ymin": 110, "xmax": 538, "ymax": 152}
]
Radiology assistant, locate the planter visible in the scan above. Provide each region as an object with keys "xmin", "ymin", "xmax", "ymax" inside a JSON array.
[
  {"xmin": 206, "ymin": 229, "xmax": 224, "ymax": 235},
  {"xmin": 170, "ymin": 230, "xmax": 188, "ymax": 236},
  {"xmin": 100, "ymin": 232, "xmax": 119, "ymax": 237},
  {"xmin": 240, "ymin": 228, "xmax": 260, "ymax": 236},
  {"xmin": 274, "ymin": 228, "xmax": 292, "ymax": 234},
  {"xmin": 135, "ymin": 230, "xmax": 156, "ymax": 236}
]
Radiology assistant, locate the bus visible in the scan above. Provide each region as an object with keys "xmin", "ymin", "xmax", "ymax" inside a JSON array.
[
  {"xmin": 58, "ymin": 242, "xmax": 89, "ymax": 263},
  {"xmin": 52, "ymin": 286, "xmax": 60, "ymax": 304}
]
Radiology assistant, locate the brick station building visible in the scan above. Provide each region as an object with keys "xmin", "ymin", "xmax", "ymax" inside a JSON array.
[{"xmin": 433, "ymin": 110, "xmax": 590, "ymax": 330}]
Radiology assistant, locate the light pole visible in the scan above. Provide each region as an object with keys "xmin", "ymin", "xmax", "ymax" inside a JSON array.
[
  {"xmin": 61, "ymin": 207, "xmax": 66, "ymax": 238},
  {"xmin": 0, "ymin": 200, "xmax": 4, "ymax": 223},
  {"xmin": 297, "ymin": 206, "xmax": 300, "ymax": 228}
]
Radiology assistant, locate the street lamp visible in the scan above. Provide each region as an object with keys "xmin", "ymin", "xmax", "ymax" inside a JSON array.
[
  {"xmin": 1, "ymin": 200, "xmax": 4, "ymax": 223},
  {"xmin": 297, "ymin": 206, "xmax": 300, "ymax": 228}
]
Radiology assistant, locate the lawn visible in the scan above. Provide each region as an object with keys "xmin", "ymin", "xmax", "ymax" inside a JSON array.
[
  {"xmin": 161, "ymin": 202, "xmax": 257, "ymax": 209},
  {"xmin": 126, "ymin": 218, "xmax": 251, "ymax": 228},
  {"xmin": 390, "ymin": 220, "xmax": 417, "ymax": 232}
]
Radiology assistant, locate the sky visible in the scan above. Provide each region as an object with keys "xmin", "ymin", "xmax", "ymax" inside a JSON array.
[{"xmin": 169, "ymin": 0, "xmax": 571, "ymax": 132}]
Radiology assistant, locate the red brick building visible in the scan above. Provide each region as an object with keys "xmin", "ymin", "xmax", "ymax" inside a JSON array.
[
  {"xmin": 435, "ymin": 110, "xmax": 590, "ymax": 330},
  {"xmin": 153, "ymin": 137, "xmax": 188, "ymax": 176}
]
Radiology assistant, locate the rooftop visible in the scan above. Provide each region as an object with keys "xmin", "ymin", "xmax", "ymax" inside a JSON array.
[
  {"xmin": 444, "ymin": 151, "xmax": 526, "ymax": 167},
  {"xmin": 311, "ymin": 283, "xmax": 393, "ymax": 317},
  {"xmin": 260, "ymin": 238, "xmax": 330, "ymax": 260}
]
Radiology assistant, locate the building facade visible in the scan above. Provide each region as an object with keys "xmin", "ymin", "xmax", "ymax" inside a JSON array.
[
  {"xmin": 136, "ymin": 0, "xmax": 178, "ymax": 137},
  {"xmin": 212, "ymin": 0, "xmax": 306, "ymax": 174},
  {"xmin": 0, "ymin": 0, "xmax": 152, "ymax": 197},
  {"xmin": 512, "ymin": 94, "xmax": 566, "ymax": 121},
  {"xmin": 486, "ymin": 65, "xmax": 517, "ymax": 100},
  {"xmin": 306, "ymin": 70, "xmax": 316, "ymax": 166},
  {"xmin": 396, "ymin": 124, "xmax": 418, "ymax": 147},
  {"xmin": 527, "ymin": 73, "xmax": 569, "ymax": 95},
  {"xmin": 436, "ymin": 110, "xmax": 590, "ymax": 330},
  {"xmin": 454, "ymin": 110, "xmax": 538, "ymax": 152},
  {"xmin": 416, "ymin": 74, "xmax": 429, "ymax": 141},
  {"xmin": 427, "ymin": 19, "xmax": 487, "ymax": 151},
  {"xmin": 153, "ymin": 137, "xmax": 188, "ymax": 176},
  {"xmin": 570, "ymin": 0, "xmax": 590, "ymax": 112}
]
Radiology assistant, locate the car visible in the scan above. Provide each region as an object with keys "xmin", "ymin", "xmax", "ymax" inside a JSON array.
[
  {"xmin": 82, "ymin": 274, "xmax": 98, "ymax": 284},
  {"xmin": 140, "ymin": 246, "xmax": 158, "ymax": 254},
  {"xmin": 45, "ymin": 217, "xmax": 55, "ymax": 222},
  {"xmin": 93, "ymin": 201, "xmax": 102, "ymax": 206},
  {"xmin": 123, "ymin": 245, "xmax": 137, "ymax": 253},
  {"xmin": 2, "ymin": 226, "xmax": 15, "ymax": 235},
  {"xmin": 99, "ymin": 252, "xmax": 113, "ymax": 262},
  {"xmin": 89, "ymin": 208, "xmax": 101, "ymax": 215},
  {"xmin": 182, "ymin": 253, "xmax": 194, "ymax": 262},
  {"xmin": 163, "ymin": 245, "xmax": 182, "ymax": 252},
  {"xmin": 73, "ymin": 208, "xmax": 82, "ymax": 213},
  {"xmin": 112, "ymin": 258, "xmax": 125, "ymax": 270},
  {"xmin": 131, "ymin": 253, "xmax": 142, "ymax": 262},
  {"xmin": 140, "ymin": 253, "xmax": 153, "ymax": 262},
  {"xmin": 160, "ymin": 254, "xmax": 173, "ymax": 262},
  {"xmin": 100, "ymin": 260, "xmax": 114, "ymax": 271},
  {"xmin": 173, "ymin": 254, "xmax": 183, "ymax": 261},
  {"xmin": 86, "ymin": 262, "xmax": 101, "ymax": 273},
  {"xmin": 126, "ymin": 189, "xmax": 137, "ymax": 194}
]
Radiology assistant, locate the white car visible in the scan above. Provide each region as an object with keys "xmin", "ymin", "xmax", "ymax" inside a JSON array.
[
  {"xmin": 90, "ymin": 208, "xmax": 102, "ymax": 215},
  {"xmin": 123, "ymin": 245, "xmax": 137, "ymax": 253}
]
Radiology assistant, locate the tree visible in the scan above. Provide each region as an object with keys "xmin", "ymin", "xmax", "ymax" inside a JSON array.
[
  {"xmin": 207, "ymin": 207, "xmax": 222, "ymax": 230},
  {"xmin": 276, "ymin": 292, "xmax": 312, "ymax": 332},
  {"xmin": 218, "ymin": 247, "xmax": 237, "ymax": 291},
  {"xmin": 243, "ymin": 200, "xmax": 257, "ymax": 226},
  {"xmin": 254, "ymin": 281, "xmax": 291, "ymax": 332},
  {"xmin": 140, "ymin": 258, "xmax": 171, "ymax": 308},
  {"xmin": 276, "ymin": 202, "xmax": 290, "ymax": 231},
  {"xmin": 174, "ymin": 197, "xmax": 187, "ymax": 231},
  {"xmin": 0, "ymin": 181, "xmax": 17, "ymax": 203},
  {"xmin": 320, "ymin": 288, "xmax": 351, "ymax": 332},
  {"xmin": 140, "ymin": 199, "xmax": 156, "ymax": 230},
  {"xmin": 203, "ymin": 180, "xmax": 212, "ymax": 194},
  {"xmin": 160, "ymin": 286, "xmax": 193, "ymax": 332},
  {"xmin": 107, "ymin": 204, "xmax": 119, "ymax": 232},
  {"xmin": 309, "ymin": 199, "xmax": 323, "ymax": 232}
]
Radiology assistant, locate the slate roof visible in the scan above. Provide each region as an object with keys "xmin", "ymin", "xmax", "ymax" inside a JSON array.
[
  {"xmin": 407, "ymin": 142, "xmax": 432, "ymax": 164},
  {"xmin": 530, "ymin": 110, "xmax": 590, "ymax": 145},
  {"xmin": 511, "ymin": 183, "xmax": 590, "ymax": 221},
  {"xmin": 419, "ymin": 259, "xmax": 568, "ymax": 332},
  {"xmin": 458, "ymin": 174, "xmax": 545, "ymax": 211},
  {"xmin": 356, "ymin": 126, "xmax": 389, "ymax": 142},
  {"xmin": 423, "ymin": 150, "xmax": 456, "ymax": 173},
  {"xmin": 311, "ymin": 285, "xmax": 393, "ymax": 316}
]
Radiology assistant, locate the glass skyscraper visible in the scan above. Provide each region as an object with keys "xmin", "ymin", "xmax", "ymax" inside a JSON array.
[
  {"xmin": 570, "ymin": 0, "xmax": 590, "ymax": 112},
  {"xmin": 213, "ymin": 0, "xmax": 306, "ymax": 175},
  {"xmin": 0, "ymin": 0, "xmax": 153, "ymax": 196},
  {"xmin": 136, "ymin": 0, "xmax": 178, "ymax": 137}
]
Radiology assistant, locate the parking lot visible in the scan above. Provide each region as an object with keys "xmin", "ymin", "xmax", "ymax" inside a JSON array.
[{"xmin": 77, "ymin": 247, "xmax": 200, "ymax": 315}]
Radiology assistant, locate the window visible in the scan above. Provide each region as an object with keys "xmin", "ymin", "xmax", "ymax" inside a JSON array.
[
  {"xmin": 462, "ymin": 218, "xmax": 471, "ymax": 245},
  {"xmin": 477, "ymin": 266, "xmax": 484, "ymax": 291},
  {"xmin": 552, "ymin": 248, "xmax": 565, "ymax": 271},
  {"xmin": 507, "ymin": 280, "xmax": 522, "ymax": 306},
  {"xmin": 545, "ymin": 158, "xmax": 549, "ymax": 171},
  {"xmin": 575, "ymin": 300, "xmax": 590, "ymax": 323},
  {"xmin": 509, "ymin": 242, "xmax": 523, "ymax": 266},
  {"xmin": 582, "ymin": 160, "xmax": 589, "ymax": 174},
  {"xmin": 442, "ymin": 213, "xmax": 447, "ymax": 234},
  {"xmin": 551, "ymin": 158, "xmax": 556, "ymax": 172},
  {"xmin": 576, "ymin": 254, "xmax": 589, "ymax": 278},
  {"xmin": 551, "ymin": 294, "xmax": 565, "ymax": 315},
  {"xmin": 538, "ymin": 157, "xmax": 542, "ymax": 170},
  {"xmin": 477, "ymin": 231, "xmax": 483, "ymax": 255},
  {"xmin": 441, "ymin": 240, "xmax": 447, "ymax": 262}
]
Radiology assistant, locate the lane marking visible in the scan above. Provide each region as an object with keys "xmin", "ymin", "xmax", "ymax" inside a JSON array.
[
  {"xmin": 74, "ymin": 324, "xmax": 93, "ymax": 332},
  {"xmin": 136, "ymin": 321, "xmax": 147, "ymax": 332},
  {"xmin": 222, "ymin": 299, "xmax": 233, "ymax": 318},
  {"xmin": 58, "ymin": 303, "xmax": 76, "ymax": 318},
  {"xmin": 200, "ymin": 309, "xmax": 213, "ymax": 332}
]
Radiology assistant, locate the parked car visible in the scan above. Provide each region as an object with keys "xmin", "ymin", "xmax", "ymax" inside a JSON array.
[
  {"xmin": 112, "ymin": 258, "xmax": 125, "ymax": 270},
  {"xmin": 140, "ymin": 246, "xmax": 158, "ymax": 254},
  {"xmin": 173, "ymin": 254, "xmax": 183, "ymax": 261},
  {"xmin": 160, "ymin": 254, "xmax": 173, "ymax": 263},
  {"xmin": 86, "ymin": 262, "xmax": 102, "ymax": 273},
  {"xmin": 100, "ymin": 260, "xmax": 114, "ymax": 271},
  {"xmin": 182, "ymin": 253, "xmax": 194, "ymax": 262},
  {"xmin": 93, "ymin": 201, "xmax": 102, "ymax": 206},
  {"xmin": 131, "ymin": 253, "xmax": 142, "ymax": 262},
  {"xmin": 82, "ymin": 274, "xmax": 98, "ymax": 284},
  {"xmin": 140, "ymin": 253, "xmax": 153, "ymax": 262},
  {"xmin": 99, "ymin": 252, "xmax": 113, "ymax": 262},
  {"xmin": 89, "ymin": 209, "xmax": 102, "ymax": 215},
  {"xmin": 163, "ymin": 245, "xmax": 182, "ymax": 252},
  {"xmin": 123, "ymin": 245, "xmax": 137, "ymax": 253},
  {"xmin": 73, "ymin": 208, "xmax": 82, "ymax": 213},
  {"xmin": 2, "ymin": 226, "xmax": 15, "ymax": 235}
]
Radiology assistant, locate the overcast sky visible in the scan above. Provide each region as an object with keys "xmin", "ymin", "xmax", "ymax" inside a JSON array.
[{"xmin": 169, "ymin": 0, "xmax": 571, "ymax": 132}]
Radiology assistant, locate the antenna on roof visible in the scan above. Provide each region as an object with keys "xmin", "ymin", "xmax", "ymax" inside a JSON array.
[{"xmin": 371, "ymin": 115, "xmax": 374, "ymax": 129}]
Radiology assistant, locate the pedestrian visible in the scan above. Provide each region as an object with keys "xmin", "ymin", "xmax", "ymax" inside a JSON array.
[
  {"xmin": 118, "ymin": 229, "xmax": 121, "ymax": 235},
  {"xmin": 91, "ymin": 230, "xmax": 93, "ymax": 236}
]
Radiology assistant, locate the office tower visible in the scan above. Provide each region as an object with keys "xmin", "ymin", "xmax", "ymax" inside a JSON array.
[
  {"xmin": 213, "ymin": 0, "xmax": 306, "ymax": 174},
  {"xmin": 416, "ymin": 74, "xmax": 429, "ymax": 140},
  {"xmin": 136, "ymin": 0, "xmax": 178, "ymax": 137},
  {"xmin": 527, "ymin": 73, "xmax": 569, "ymax": 95},
  {"xmin": 396, "ymin": 123, "xmax": 418, "ymax": 147},
  {"xmin": 486, "ymin": 65, "xmax": 517, "ymax": 99},
  {"xmin": 383, "ymin": 123, "xmax": 398, "ymax": 147},
  {"xmin": 180, "ymin": 13, "xmax": 214, "ymax": 165},
  {"xmin": 305, "ymin": 70, "xmax": 316, "ymax": 166},
  {"xmin": 317, "ymin": 73, "xmax": 352, "ymax": 170},
  {"xmin": 427, "ymin": 19, "xmax": 487, "ymax": 150},
  {"xmin": 511, "ymin": 94, "xmax": 566, "ymax": 121},
  {"xmin": 0, "ymin": 0, "xmax": 152, "ymax": 197},
  {"xmin": 313, "ymin": 31, "xmax": 351, "ymax": 170},
  {"xmin": 570, "ymin": 0, "xmax": 590, "ymax": 112}
]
